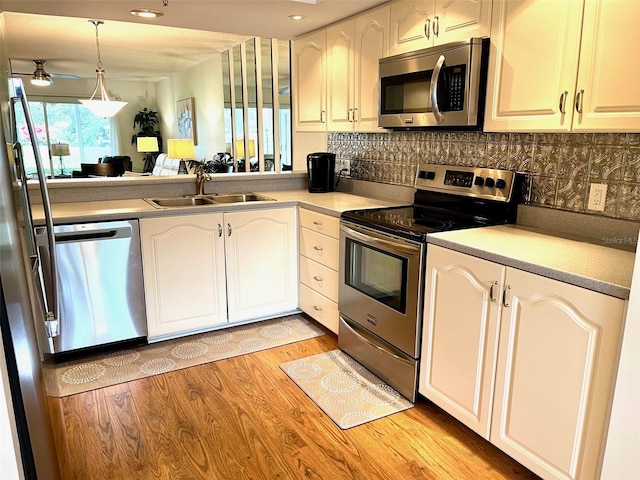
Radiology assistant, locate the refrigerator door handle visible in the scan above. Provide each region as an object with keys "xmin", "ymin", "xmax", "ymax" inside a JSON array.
[{"xmin": 16, "ymin": 90, "xmax": 60, "ymax": 337}]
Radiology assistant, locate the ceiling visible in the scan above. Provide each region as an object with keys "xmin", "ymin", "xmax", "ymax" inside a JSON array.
[{"xmin": 1, "ymin": 0, "xmax": 388, "ymax": 82}]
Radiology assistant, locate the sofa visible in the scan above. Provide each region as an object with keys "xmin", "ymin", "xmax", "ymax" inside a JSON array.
[{"xmin": 151, "ymin": 153, "xmax": 182, "ymax": 175}]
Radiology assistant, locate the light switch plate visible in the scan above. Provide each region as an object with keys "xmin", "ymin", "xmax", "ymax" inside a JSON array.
[{"xmin": 587, "ymin": 183, "xmax": 607, "ymax": 211}]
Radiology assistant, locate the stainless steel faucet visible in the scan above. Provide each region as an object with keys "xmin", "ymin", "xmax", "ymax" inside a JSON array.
[{"xmin": 195, "ymin": 165, "xmax": 211, "ymax": 195}]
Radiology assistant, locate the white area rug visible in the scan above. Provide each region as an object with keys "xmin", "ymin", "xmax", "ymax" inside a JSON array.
[
  {"xmin": 44, "ymin": 315, "xmax": 324, "ymax": 397},
  {"xmin": 280, "ymin": 350, "xmax": 413, "ymax": 429}
]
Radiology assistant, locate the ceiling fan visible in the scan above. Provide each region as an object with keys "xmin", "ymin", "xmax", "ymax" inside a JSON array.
[{"xmin": 10, "ymin": 59, "xmax": 79, "ymax": 86}]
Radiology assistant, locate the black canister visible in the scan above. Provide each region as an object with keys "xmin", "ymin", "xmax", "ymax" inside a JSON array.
[{"xmin": 306, "ymin": 152, "xmax": 336, "ymax": 193}]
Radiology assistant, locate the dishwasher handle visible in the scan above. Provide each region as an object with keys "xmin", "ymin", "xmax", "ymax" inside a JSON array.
[{"xmin": 53, "ymin": 226, "xmax": 133, "ymax": 243}]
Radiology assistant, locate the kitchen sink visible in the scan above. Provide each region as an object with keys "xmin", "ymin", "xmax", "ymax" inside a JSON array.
[
  {"xmin": 144, "ymin": 196, "xmax": 217, "ymax": 208},
  {"xmin": 210, "ymin": 193, "xmax": 275, "ymax": 204},
  {"xmin": 144, "ymin": 193, "xmax": 275, "ymax": 209}
]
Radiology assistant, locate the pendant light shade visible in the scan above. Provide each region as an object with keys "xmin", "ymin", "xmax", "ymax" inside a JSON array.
[{"xmin": 80, "ymin": 20, "xmax": 127, "ymax": 118}]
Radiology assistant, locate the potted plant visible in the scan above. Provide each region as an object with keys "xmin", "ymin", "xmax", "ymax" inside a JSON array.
[{"xmin": 131, "ymin": 108, "xmax": 162, "ymax": 172}]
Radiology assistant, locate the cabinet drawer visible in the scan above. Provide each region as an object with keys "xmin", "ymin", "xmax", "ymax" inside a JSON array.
[
  {"xmin": 299, "ymin": 283, "xmax": 339, "ymax": 334},
  {"xmin": 299, "ymin": 256, "xmax": 339, "ymax": 303},
  {"xmin": 299, "ymin": 208, "xmax": 340, "ymax": 239},
  {"xmin": 299, "ymin": 228, "xmax": 340, "ymax": 270}
]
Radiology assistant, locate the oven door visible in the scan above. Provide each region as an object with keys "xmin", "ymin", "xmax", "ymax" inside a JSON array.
[{"xmin": 339, "ymin": 221, "xmax": 424, "ymax": 358}]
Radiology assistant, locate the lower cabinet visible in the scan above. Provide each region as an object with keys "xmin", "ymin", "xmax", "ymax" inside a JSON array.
[
  {"xmin": 420, "ymin": 245, "xmax": 625, "ymax": 480},
  {"xmin": 298, "ymin": 208, "xmax": 340, "ymax": 333},
  {"xmin": 141, "ymin": 207, "xmax": 298, "ymax": 340}
]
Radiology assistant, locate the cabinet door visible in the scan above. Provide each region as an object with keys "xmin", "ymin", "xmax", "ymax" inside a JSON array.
[
  {"xmin": 573, "ymin": 0, "xmax": 640, "ymax": 132},
  {"xmin": 293, "ymin": 30, "xmax": 326, "ymax": 132},
  {"xmin": 354, "ymin": 4, "xmax": 390, "ymax": 132},
  {"xmin": 491, "ymin": 267, "xmax": 625, "ymax": 480},
  {"xmin": 389, "ymin": 0, "xmax": 434, "ymax": 55},
  {"xmin": 434, "ymin": 0, "xmax": 492, "ymax": 45},
  {"xmin": 326, "ymin": 20, "xmax": 355, "ymax": 132},
  {"xmin": 419, "ymin": 245, "xmax": 504, "ymax": 439},
  {"xmin": 484, "ymin": 0, "xmax": 584, "ymax": 132},
  {"xmin": 224, "ymin": 208, "xmax": 298, "ymax": 323},
  {"xmin": 141, "ymin": 214, "xmax": 227, "ymax": 339}
]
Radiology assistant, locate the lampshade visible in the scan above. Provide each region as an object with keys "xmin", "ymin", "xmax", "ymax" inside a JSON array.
[
  {"xmin": 235, "ymin": 139, "xmax": 256, "ymax": 158},
  {"xmin": 80, "ymin": 20, "xmax": 127, "ymax": 118},
  {"xmin": 167, "ymin": 139, "xmax": 195, "ymax": 159},
  {"xmin": 137, "ymin": 136, "xmax": 159, "ymax": 153},
  {"xmin": 51, "ymin": 143, "xmax": 70, "ymax": 157}
]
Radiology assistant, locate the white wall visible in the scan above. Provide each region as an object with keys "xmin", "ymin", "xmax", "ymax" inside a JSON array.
[
  {"xmin": 155, "ymin": 54, "xmax": 225, "ymax": 163},
  {"xmin": 601, "ymin": 245, "xmax": 640, "ymax": 479}
]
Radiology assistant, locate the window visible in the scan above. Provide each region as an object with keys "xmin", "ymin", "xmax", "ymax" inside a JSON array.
[{"xmin": 14, "ymin": 100, "xmax": 114, "ymax": 178}]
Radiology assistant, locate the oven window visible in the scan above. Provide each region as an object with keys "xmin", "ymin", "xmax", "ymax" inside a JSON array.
[{"xmin": 345, "ymin": 238, "xmax": 407, "ymax": 313}]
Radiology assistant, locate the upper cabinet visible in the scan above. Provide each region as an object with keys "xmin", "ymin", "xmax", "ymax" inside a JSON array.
[
  {"xmin": 293, "ymin": 4, "xmax": 390, "ymax": 133},
  {"xmin": 485, "ymin": 0, "xmax": 640, "ymax": 132},
  {"xmin": 293, "ymin": 29, "xmax": 327, "ymax": 132},
  {"xmin": 389, "ymin": 0, "xmax": 492, "ymax": 55}
]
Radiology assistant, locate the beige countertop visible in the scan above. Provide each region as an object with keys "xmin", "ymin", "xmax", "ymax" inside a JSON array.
[
  {"xmin": 428, "ymin": 224, "xmax": 635, "ymax": 299},
  {"xmin": 31, "ymin": 190, "xmax": 409, "ymax": 225}
]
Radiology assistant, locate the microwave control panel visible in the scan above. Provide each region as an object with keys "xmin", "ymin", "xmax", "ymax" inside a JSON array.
[{"xmin": 446, "ymin": 65, "xmax": 466, "ymax": 111}]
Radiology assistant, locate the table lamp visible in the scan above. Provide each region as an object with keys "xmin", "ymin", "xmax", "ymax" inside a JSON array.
[
  {"xmin": 168, "ymin": 139, "xmax": 195, "ymax": 174},
  {"xmin": 137, "ymin": 136, "xmax": 159, "ymax": 173},
  {"xmin": 50, "ymin": 142, "xmax": 70, "ymax": 176}
]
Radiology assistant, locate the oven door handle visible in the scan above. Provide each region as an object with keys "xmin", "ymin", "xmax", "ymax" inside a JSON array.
[{"xmin": 341, "ymin": 224, "xmax": 420, "ymax": 256}]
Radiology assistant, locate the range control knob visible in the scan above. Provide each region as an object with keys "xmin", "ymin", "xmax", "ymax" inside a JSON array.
[
  {"xmin": 495, "ymin": 178, "xmax": 507, "ymax": 189},
  {"xmin": 485, "ymin": 177, "xmax": 495, "ymax": 188},
  {"xmin": 474, "ymin": 176, "xmax": 485, "ymax": 186}
]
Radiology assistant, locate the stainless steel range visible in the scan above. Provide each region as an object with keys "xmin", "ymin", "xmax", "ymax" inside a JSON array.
[{"xmin": 338, "ymin": 163, "xmax": 525, "ymax": 401}]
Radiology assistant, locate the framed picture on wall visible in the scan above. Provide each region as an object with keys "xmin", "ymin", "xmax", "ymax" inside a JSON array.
[{"xmin": 177, "ymin": 97, "xmax": 197, "ymax": 145}]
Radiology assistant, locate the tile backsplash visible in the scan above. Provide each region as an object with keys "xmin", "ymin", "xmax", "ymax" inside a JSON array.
[{"xmin": 328, "ymin": 131, "xmax": 640, "ymax": 221}]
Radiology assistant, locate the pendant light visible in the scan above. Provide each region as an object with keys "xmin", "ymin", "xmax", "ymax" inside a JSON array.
[{"xmin": 80, "ymin": 20, "xmax": 127, "ymax": 118}]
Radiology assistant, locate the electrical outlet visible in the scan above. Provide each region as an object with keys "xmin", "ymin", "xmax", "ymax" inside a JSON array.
[
  {"xmin": 587, "ymin": 183, "xmax": 607, "ymax": 211},
  {"xmin": 337, "ymin": 159, "xmax": 351, "ymax": 177}
]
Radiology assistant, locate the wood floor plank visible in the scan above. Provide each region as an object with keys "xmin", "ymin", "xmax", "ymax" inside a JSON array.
[{"xmin": 48, "ymin": 325, "xmax": 541, "ymax": 479}]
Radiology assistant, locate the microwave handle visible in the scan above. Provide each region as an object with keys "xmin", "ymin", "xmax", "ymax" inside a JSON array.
[{"xmin": 430, "ymin": 54, "xmax": 446, "ymax": 124}]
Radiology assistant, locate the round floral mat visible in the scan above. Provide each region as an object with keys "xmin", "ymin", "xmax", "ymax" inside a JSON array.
[
  {"xmin": 280, "ymin": 350, "xmax": 413, "ymax": 429},
  {"xmin": 43, "ymin": 315, "xmax": 324, "ymax": 397}
]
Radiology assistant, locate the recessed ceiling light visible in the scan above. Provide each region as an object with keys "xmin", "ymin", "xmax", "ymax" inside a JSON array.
[
  {"xmin": 130, "ymin": 9, "xmax": 164, "ymax": 18},
  {"xmin": 289, "ymin": 14, "xmax": 305, "ymax": 21}
]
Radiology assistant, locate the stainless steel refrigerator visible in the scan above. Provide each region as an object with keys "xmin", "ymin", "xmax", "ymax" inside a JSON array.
[{"xmin": 0, "ymin": 79, "xmax": 61, "ymax": 478}]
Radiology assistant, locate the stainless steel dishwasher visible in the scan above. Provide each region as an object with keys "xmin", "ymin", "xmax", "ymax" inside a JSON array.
[{"xmin": 35, "ymin": 219, "xmax": 147, "ymax": 355}]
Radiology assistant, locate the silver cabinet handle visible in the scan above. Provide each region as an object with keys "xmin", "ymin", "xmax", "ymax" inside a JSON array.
[
  {"xmin": 313, "ymin": 275, "xmax": 323, "ymax": 282},
  {"xmin": 575, "ymin": 89, "xmax": 584, "ymax": 113},
  {"xmin": 425, "ymin": 18, "xmax": 431, "ymax": 40},
  {"xmin": 430, "ymin": 54, "xmax": 446, "ymax": 124},
  {"xmin": 433, "ymin": 16, "xmax": 440, "ymax": 37},
  {"xmin": 313, "ymin": 245, "xmax": 323, "ymax": 251},
  {"xmin": 218, "ymin": 223, "xmax": 223, "ymax": 237},
  {"xmin": 313, "ymin": 305, "xmax": 323, "ymax": 311},
  {"xmin": 313, "ymin": 220, "xmax": 323, "ymax": 227},
  {"xmin": 347, "ymin": 108, "xmax": 352, "ymax": 122},
  {"xmin": 503, "ymin": 285, "xmax": 512, "ymax": 308},
  {"xmin": 489, "ymin": 281, "xmax": 498, "ymax": 303},
  {"xmin": 227, "ymin": 223, "xmax": 232, "ymax": 236},
  {"xmin": 352, "ymin": 107, "xmax": 357, "ymax": 122},
  {"xmin": 320, "ymin": 109, "xmax": 326, "ymax": 123},
  {"xmin": 559, "ymin": 91, "xmax": 568, "ymax": 114}
]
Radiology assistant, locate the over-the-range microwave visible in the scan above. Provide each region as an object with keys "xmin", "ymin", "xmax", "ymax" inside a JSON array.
[{"xmin": 378, "ymin": 37, "xmax": 489, "ymax": 130}]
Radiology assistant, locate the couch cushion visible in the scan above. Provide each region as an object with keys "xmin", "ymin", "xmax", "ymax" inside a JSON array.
[{"xmin": 152, "ymin": 153, "xmax": 181, "ymax": 175}]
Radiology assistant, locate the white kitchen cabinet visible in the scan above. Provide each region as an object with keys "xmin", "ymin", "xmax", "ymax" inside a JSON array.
[
  {"xmin": 293, "ymin": 29, "xmax": 327, "ymax": 132},
  {"xmin": 141, "ymin": 213, "xmax": 228, "ymax": 339},
  {"xmin": 224, "ymin": 208, "xmax": 298, "ymax": 323},
  {"xmin": 298, "ymin": 208, "xmax": 340, "ymax": 333},
  {"xmin": 485, "ymin": 0, "xmax": 640, "ymax": 132},
  {"xmin": 141, "ymin": 207, "xmax": 298, "ymax": 339},
  {"xmin": 420, "ymin": 245, "xmax": 503, "ymax": 438},
  {"xmin": 326, "ymin": 6, "xmax": 389, "ymax": 132},
  {"xmin": 389, "ymin": 0, "xmax": 492, "ymax": 55},
  {"xmin": 420, "ymin": 245, "xmax": 626, "ymax": 480}
]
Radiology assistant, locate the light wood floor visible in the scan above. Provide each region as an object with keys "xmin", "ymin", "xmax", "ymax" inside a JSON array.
[{"xmin": 47, "ymin": 324, "xmax": 541, "ymax": 480}]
